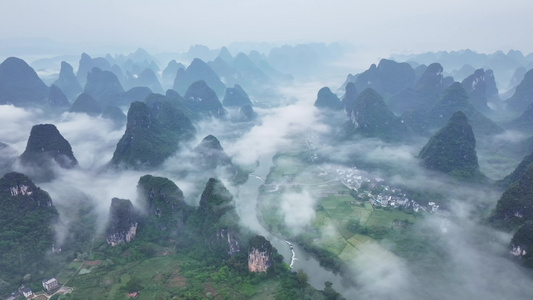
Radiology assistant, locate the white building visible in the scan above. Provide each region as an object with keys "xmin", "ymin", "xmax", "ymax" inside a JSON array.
[{"xmin": 42, "ymin": 278, "xmax": 58, "ymax": 292}]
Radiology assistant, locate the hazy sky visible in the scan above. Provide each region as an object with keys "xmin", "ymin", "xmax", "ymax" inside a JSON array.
[{"xmin": 1, "ymin": 0, "xmax": 532, "ymax": 55}]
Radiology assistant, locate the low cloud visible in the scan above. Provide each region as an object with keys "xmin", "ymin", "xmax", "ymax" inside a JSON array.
[{"xmin": 280, "ymin": 190, "xmax": 316, "ymax": 235}]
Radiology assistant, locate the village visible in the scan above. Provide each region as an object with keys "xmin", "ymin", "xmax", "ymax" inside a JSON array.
[{"xmin": 3, "ymin": 277, "xmax": 72, "ymax": 300}]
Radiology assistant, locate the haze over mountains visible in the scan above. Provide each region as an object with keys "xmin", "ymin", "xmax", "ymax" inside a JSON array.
[{"xmin": 2, "ymin": 42, "xmax": 533, "ymax": 299}]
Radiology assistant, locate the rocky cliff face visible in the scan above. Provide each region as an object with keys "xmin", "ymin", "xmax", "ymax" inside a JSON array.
[
  {"xmin": 509, "ymin": 221, "xmax": 533, "ymax": 267},
  {"xmin": 106, "ymin": 198, "xmax": 139, "ymax": 246},
  {"xmin": 247, "ymin": 235, "xmax": 274, "ymax": 272},
  {"xmin": 217, "ymin": 228, "xmax": 241, "ymax": 256}
]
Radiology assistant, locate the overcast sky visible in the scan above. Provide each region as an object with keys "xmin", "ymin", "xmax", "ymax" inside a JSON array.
[{"xmin": 1, "ymin": 0, "xmax": 532, "ymax": 56}]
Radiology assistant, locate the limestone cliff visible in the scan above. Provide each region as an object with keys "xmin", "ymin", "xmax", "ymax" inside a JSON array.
[
  {"xmin": 247, "ymin": 235, "xmax": 274, "ymax": 272},
  {"xmin": 106, "ymin": 198, "xmax": 139, "ymax": 246}
]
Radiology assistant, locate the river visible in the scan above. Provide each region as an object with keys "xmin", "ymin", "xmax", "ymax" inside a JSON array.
[{"xmin": 235, "ymin": 154, "xmax": 358, "ymax": 297}]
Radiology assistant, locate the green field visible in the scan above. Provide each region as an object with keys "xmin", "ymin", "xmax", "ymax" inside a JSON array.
[{"xmin": 259, "ymin": 151, "xmax": 419, "ymax": 264}]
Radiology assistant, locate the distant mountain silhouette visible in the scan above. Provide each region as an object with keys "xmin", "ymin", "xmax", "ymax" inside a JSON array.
[
  {"xmin": 70, "ymin": 92, "xmax": 102, "ymax": 116},
  {"xmin": 345, "ymin": 88, "xmax": 410, "ymax": 142},
  {"xmin": 389, "ymin": 63, "xmax": 450, "ymax": 114},
  {"xmin": 506, "ymin": 69, "xmax": 533, "ymax": 114},
  {"xmin": 173, "ymin": 58, "xmax": 226, "ymax": 97},
  {"xmin": 461, "ymin": 68, "xmax": 499, "ymax": 113},
  {"xmin": 314, "ymin": 87, "xmax": 342, "ymax": 110},
  {"xmin": 183, "ymin": 80, "xmax": 227, "ymax": 118},
  {"xmin": 0, "ymin": 57, "xmax": 48, "ymax": 107},
  {"xmin": 403, "ymin": 82, "xmax": 503, "ymax": 136},
  {"xmin": 53, "ymin": 61, "xmax": 82, "ymax": 101},
  {"xmin": 223, "ymin": 84, "xmax": 253, "ymax": 107}
]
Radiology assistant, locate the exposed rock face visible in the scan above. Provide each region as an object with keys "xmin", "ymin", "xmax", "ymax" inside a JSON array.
[
  {"xmin": 70, "ymin": 92, "xmax": 102, "ymax": 116},
  {"xmin": 20, "ymin": 124, "xmax": 78, "ymax": 170},
  {"xmin": 418, "ymin": 111, "xmax": 485, "ymax": 182},
  {"xmin": 217, "ymin": 228, "xmax": 241, "ymax": 256},
  {"xmin": 183, "ymin": 80, "xmax": 227, "ymax": 118},
  {"xmin": 111, "ymin": 94, "xmax": 195, "ymax": 169},
  {"xmin": 506, "ymin": 69, "xmax": 533, "ymax": 113},
  {"xmin": 510, "ymin": 221, "xmax": 533, "ymax": 267},
  {"xmin": 0, "ymin": 172, "xmax": 58, "ymax": 278},
  {"xmin": 83, "ymin": 67, "xmax": 124, "ymax": 101},
  {"xmin": 106, "ymin": 197, "xmax": 139, "ymax": 246},
  {"xmin": 173, "ymin": 58, "xmax": 226, "ymax": 97},
  {"xmin": 347, "ymin": 88, "xmax": 410, "ymax": 141},
  {"xmin": 314, "ymin": 87, "xmax": 342, "ymax": 110},
  {"xmin": 248, "ymin": 235, "xmax": 274, "ymax": 272},
  {"xmin": 0, "ymin": 57, "xmax": 48, "ymax": 107},
  {"xmin": 222, "ymin": 84, "xmax": 252, "ymax": 107},
  {"xmin": 461, "ymin": 68, "xmax": 499, "ymax": 113},
  {"xmin": 53, "ymin": 61, "xmax": 82, "ymax": 101}
]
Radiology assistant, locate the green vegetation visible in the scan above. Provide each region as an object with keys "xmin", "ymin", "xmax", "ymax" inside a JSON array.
[
  {"xmin": 419, "ymin": 111, "xmax": 487, "ymax": 183},
  {"xmin": 20, "ymin": 123, "xmax": 78, "ymax": 169},
  {"xmin": 343, "ymin": 88, "xmax": 411, "ymax": 142},
  {"xmin": 0, "ymin": 172, "xmax": 59, "ymax": 294},
  {"xmin": 0, "ymin": 172, "xmax": 342, "ymax": 299},
  {"xmin": 490, "ymin": 163, "xmax": 533, "ymax": 230},
  {"xmin": 111, "ymin": 94, "xmax": 195, "ymax": 169},
  {"xmin": 258, "ymin": 151, "xmax": 419, "ymax": 273}
]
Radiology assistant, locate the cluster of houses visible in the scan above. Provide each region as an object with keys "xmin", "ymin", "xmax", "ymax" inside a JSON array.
[
  {"xmin": 3, "ymin": 278, "xmax": 58, "ymax": 300},
  {"xmin": 324, "ymin": 165, "xmax": 449, "ymax": 215}
]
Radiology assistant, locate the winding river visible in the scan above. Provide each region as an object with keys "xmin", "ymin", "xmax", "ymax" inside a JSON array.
[{"xmin": 236, "ymin": 155, "xmax": 357, "ymax": 297}]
